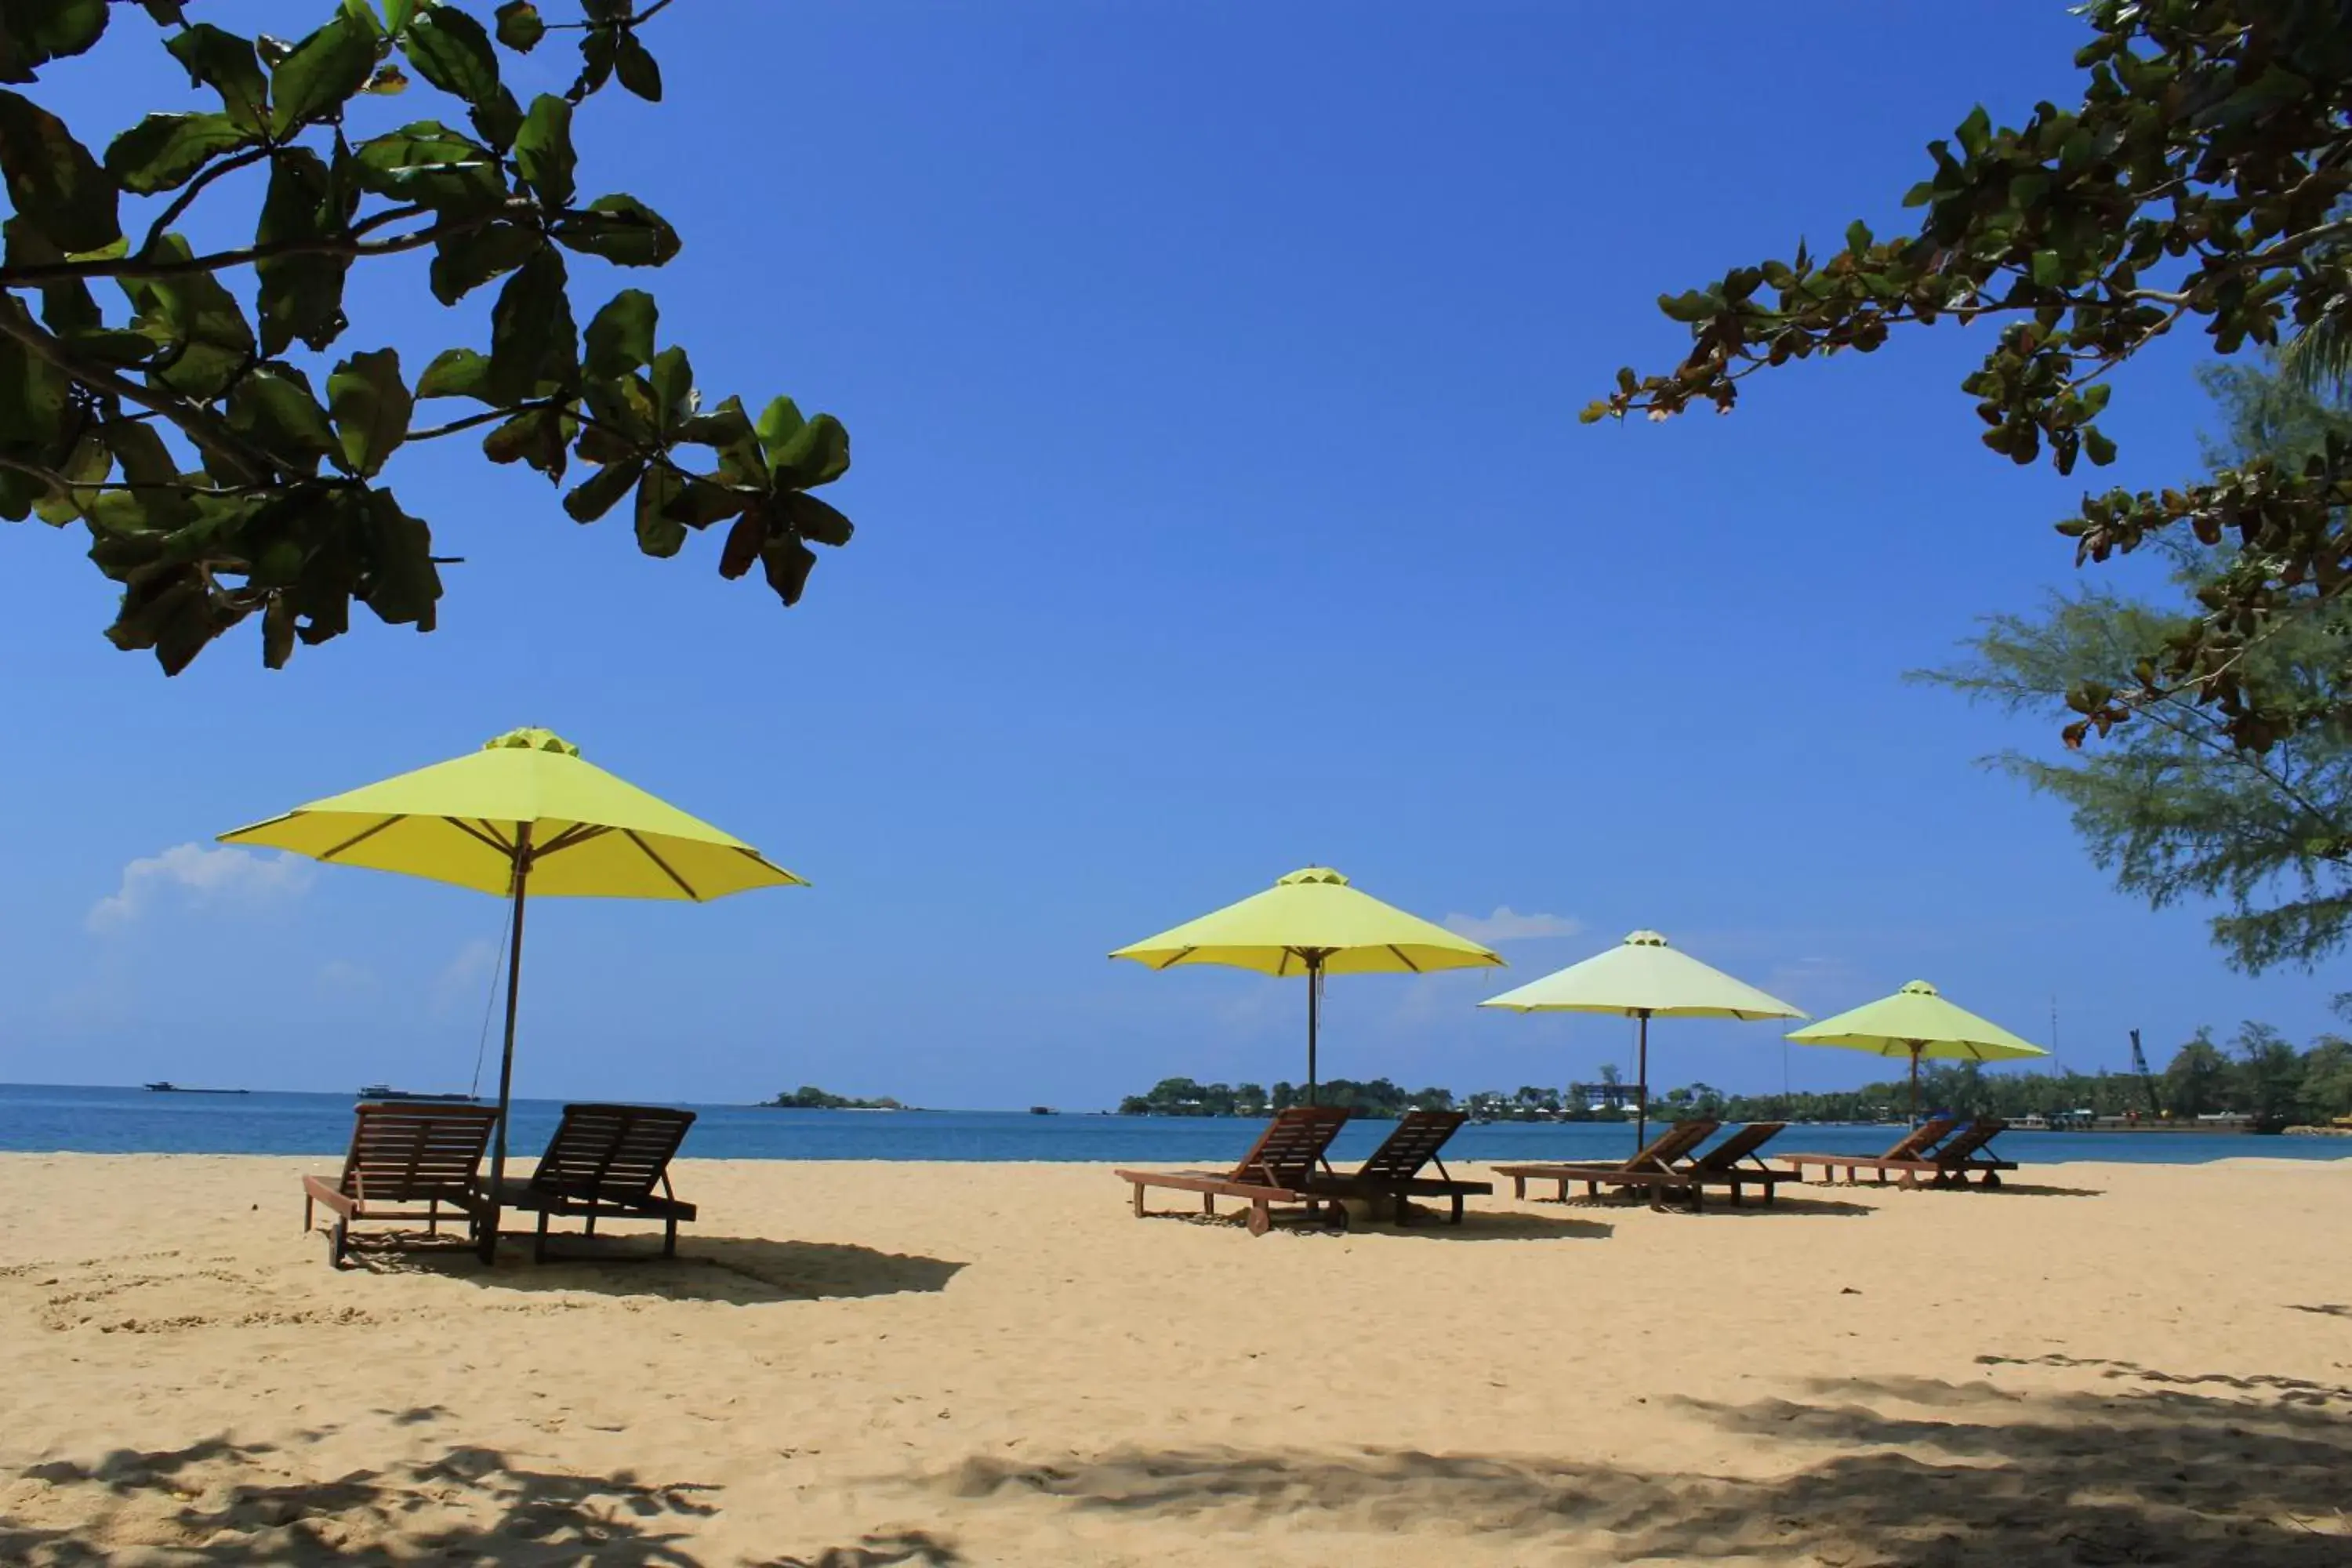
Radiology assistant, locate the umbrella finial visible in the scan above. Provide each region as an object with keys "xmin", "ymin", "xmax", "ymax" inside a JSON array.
[
  {"xmin": 485, "ymin": 728, "xmax": 579, "ymax": 757},
  {"xmin": 1278, "ymin": 866, "xmax": 1349, "ymax": 887},
  {"xmin": 1899, "ymin": 979, "xmax": 1940, "ymax": 996},
  {"xmin": 1623, "ymin": 929, "xmax": 1670, "ymax": 947}
]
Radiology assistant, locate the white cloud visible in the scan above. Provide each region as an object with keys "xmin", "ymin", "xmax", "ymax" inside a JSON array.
[
  {"xmin": 1444, "ymin": 906, "xmax": 1584, "ymax": 944},
  {"xmin": 87, "ymin": 844, "xmax": 314, "ymax": 934},
  {"xmin": 431, "ymin": 936, "xmax": 502, "ymax": 1016},
  {"xmin": 317, "ymin": 959, "xmax": 377, "ymax": 994}
]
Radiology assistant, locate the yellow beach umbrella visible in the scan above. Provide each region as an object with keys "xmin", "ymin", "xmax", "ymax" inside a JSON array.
[
  {"xmin": 1479, "ymin": 930, "xmax": 1804, "ymax": 1150},
  {"xmin": 1786, "ymin": 980, "xmax": 2046, "ymax": 1120},
  {"xmin": 1110, "ymin": 866, "xmax": 1502, "ymax": 1103},
  {"xmin": 220, "ymin": 727, "xmax": 805, "ymax": 1256}
]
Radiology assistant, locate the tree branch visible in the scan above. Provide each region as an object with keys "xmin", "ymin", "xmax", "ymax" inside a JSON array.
[
  {"xmin": 0, "ymin": 308, "xmax": 278, "ymax": 483},
  {"xmin": 0, "ymin": 203, "xmax": 528, "ymax": 286},
  {"xmin": 139, "ymin": 144, "xmax": 273, "ymax": 260}
]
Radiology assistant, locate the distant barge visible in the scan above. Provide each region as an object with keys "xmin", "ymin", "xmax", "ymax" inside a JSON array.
[
  {"xmin": 358, "ymin": 1084, "xmax": 481, "ymax": 1102},
  {"xmin": 143, "ymin": 1082, "xmax": 249, "ymax": 1095}
]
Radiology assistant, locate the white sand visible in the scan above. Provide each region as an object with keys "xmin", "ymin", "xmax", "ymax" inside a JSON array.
[{"xmin": 2, "ymin": 1153, "xmax": 2349, "ymax": 1566}]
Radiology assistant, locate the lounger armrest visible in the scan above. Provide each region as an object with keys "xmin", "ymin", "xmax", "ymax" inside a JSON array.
[{"xmin": 302, "ymin": 1174, "xmax": 358, "ymax": 1221}]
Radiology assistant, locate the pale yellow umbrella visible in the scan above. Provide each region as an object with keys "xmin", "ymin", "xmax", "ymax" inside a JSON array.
[
  {"xmin": 1479, "ymin": 930, "xmax": 1805, "ymax": 1150},
  {"xmin": 1787, "ymin": 980, "xmax": 2047, "ymax": 1121},
  {"xmin": 221, "ymin": 727, "xmax": 805, "ymax": 1258},
  {"xmin": 1112, "ymin": 866, "xmax": 1502, "ymax": 1103}
]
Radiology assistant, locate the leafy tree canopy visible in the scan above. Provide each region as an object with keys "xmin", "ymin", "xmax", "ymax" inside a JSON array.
[
  {"xmin": 0, "ymin": 0, "xmax": 853, "ymax": 673},
  {"xmin": 1588, "ymin": 1, "xmax": 2351, "ymax": 754},
  {"xmin": 1926, "ymin": 356, "xmax": 2352, "ymax": 972}
]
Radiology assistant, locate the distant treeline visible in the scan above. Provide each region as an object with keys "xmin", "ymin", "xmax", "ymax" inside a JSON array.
[
  {"xmin": 764, "ymin": 1086, "xmax": 904, "ymax": 1110},
  {"xmin": 1118, "ymin": 1022, "xmax": 2352, "ymax": 1131},
  {"xmin": 1116, "ymin": 1077, "xmax": 1631, "ymax": 1121}
]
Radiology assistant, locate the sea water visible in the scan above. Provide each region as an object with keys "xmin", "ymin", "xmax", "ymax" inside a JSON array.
[{"xmin": 2, "ymin": 1083, "xmax": 2345, "ymax": 1164}]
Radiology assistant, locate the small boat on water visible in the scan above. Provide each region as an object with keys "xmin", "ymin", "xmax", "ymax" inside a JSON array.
[
  {"xmin": 1029, "ymin": 1105, "xmax": 1058, "ymax": 1116},
  {"xmin": 143, "ymin": 1082, "xmax": 249, "ymax": 1094},
  {"xmin": 358, "ymin": 1083, "xmax": 481, "ymax": 1103}
]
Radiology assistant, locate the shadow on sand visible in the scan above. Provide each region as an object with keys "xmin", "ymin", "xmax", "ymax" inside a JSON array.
[
  {"xmin": 927, "ymin": 1359, "xmax": 2352, "ymax": 1564},
  {"xmin": 2, "ymin": 1439, "xmax": 968, "ymax": 1567},
  {"xmin": 348, "ymin": 1236, "xmax": 967, "ymax": 1303}
]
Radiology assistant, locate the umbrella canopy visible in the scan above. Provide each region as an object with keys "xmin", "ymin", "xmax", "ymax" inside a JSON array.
[
  {"xmin": 1786, "ymin": 980, "xmax": 2046, "ymax": 1119},
  {"xmin": 1110, "ymin": 866, "xmax": 1501, "ymax": 1100},
  {"xmin": 221, "ymin": 727, "xmax": 804, "ymax": 1257},
  {"xmin": 1478, "ymin": 930, "xmax": 1804, "ymax": 1149}
]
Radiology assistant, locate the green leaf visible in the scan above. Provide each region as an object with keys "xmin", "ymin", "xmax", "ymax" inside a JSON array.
[
  {"xmin": 615, "ymin": 31, "xmax": 662, "ymax": 101},
  {"xmin": 0, "ymin": 90, "xmax": 119, "ymax": 252},
  {"xmin": 120, "ymin": 237, "xmax": 256, "ymax": 400},
  {"xmin": 103, "ymin": 112, "xmax": 256, "ymax": 195},
  {"xmin": 760, "ymin": 532, "xmax": 818, "ymax": 606},
  {"xmin": 470, "ymin": 84, "xmax": 524, "ymax": 152},
  {"xmin": 227, "ymin": 366, "xmax": 339, "ymax": 471},
  {"xmin": 1955, "ymin": 103, "xmax": 1991, "ymax": 158},
  {"xmin": 564, "ymin": 458, "xmax": 644, "ymax": 522},
  {"xmin": 268, "ymin": 12, "xmax": 383, "ymax": 138},
  {"xmin": 255, "ymin": 147, "xmax": 350, "ymax": 355},
  {"xmin": 165, "ymin": 24, "xmax": 271, "ymax": 132},
  {"xmin": 1843, "ymin": 219, "xmax": 1872, "ymax": 255},
  {"xmin": 481, "ymin": 405, "xmax": 567, "ymax": 477},
  {"xmin": 351, "ymin": 122, "xmax": 507, "ymax": 211},
  {"xmin": 2082, "ymin": 426, "xmax": 2118, "ymax": 466},
  {"xmin": 2031, "ymin": 249, "xmax": 2063, "ymax": 286},
  {"xmin": 363, "ymin": 61, "xmax": 410, "ymax": 95},
  {"xmin": 401, "ymin": 4, "xmax": 501, "ymax": 107},
  {"xmin": 416, "ymin": 347, "xmax": 491, "ymax": 400},
  {"xmin": 0, "ymin": 0, "xmax": 108, "ymax": 84},
  {"xmin": 356, "ymin": 488, "xmax": 441, "ymax": 630},
  {"xmin": 762, "ymin": 408, "xmax": 851, "ymax": 488},
  {"xmin": 583, "ymin": 288, "xmax": 655, "ymax": 378},
  {"xmin": 429, "ymin": 219, "xmax": 542, "ymax": 304},
  {"xmin": 4, "ymin": 216, "xmax": 102, "ymax": 333},
  {"xmin": 486, "ymin": 245, "xmax": 576, "ymax": 403},
  {"xmin": 1657, "ymin": 289, "xmax": 1715, "ymax": 325},
  {"xmin": 571, "ymin": 24, "xmax": 616, "ymax": 100},
  {"xmin": 328, "ymin": 347, "xmax": 412, "ymax": 477},
  {"xmin": 552, "ymin": 194, "xmax": 679, "ymax": 266},
  {"xmin": 513, "ymin": 93, "xmax": 575, "ymax": 208},
  {"xmin": 0, "ymin": 296, "xmax": 73, "ymax": 453},
  {"xmin": 384, "ymin": 0, "xmax": 418, "ymax": 32},
  {"xmin": 493, "ymin": 2, "xmax": 546, "ymax": 52},
  {"xmin": 634, "ymin": 466, "xmax": 687, "ymax": 555},
  {"xmin": 646, "ymin": 344, "xmax": 691, "ymax": 422},
  {"xmin": 777, "ymin": 489, "xmax": 854, "ymax": 548},
  {"xmin": 60, "ymin": 327, "xmax": 160, "ymax": 366}
]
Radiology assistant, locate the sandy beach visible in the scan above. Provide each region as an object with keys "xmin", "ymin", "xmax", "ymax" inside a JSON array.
[{"xmin": 2, "ymin": 1153, "xmax": 2349, "ymax": 1566}]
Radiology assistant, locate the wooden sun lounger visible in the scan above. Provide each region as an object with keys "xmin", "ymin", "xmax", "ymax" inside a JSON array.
[
  {"xmin": 1673, "ymin": 1121, "xmax": 1791, "ymax": 1206},
  {"xmin": 494, "ymin": 1103, "xmax": 699, "ymax": 1261},
  {"xmin": 1304, "ymin": 1109, "xmax": 1494, "ymax": 1225},
  {"xmin": 1491, "ymin": 1120, "xmax": 1720, "ymax": 1212},
  {"xmin": 301, "ymin": 1102, "xmax": 501, "ymax": 1268},
  {"xmin": 1114, "ymin": 1107, "xmax": 1352, "ymax": 1236},
  {"xmin": 1779, "ymin": 1116, "xmax": 2019, "ymax": 1187}
]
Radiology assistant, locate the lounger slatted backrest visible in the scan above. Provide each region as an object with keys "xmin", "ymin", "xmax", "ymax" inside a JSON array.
[
  {"xmin": 1231, "ymin": 1106, "xmax": 1352, "ymax": 1187},
  {"xmin": 1883, "ymin": 1116, "xmax": 1960, "ymax": 1161},
  {"xmin": 341, "ymin": 1103, "xmax": 501, "ymax": 1203},
  {"xmin": 1628, "ymin": 1119, "xmax": 1719, "ymax": 1172},
  {"xmin": 1352, "ymin": 1110, "xmax": 1467, "ymax": 1183},
  {"xmin": 528, "ymin": 1104, "xmax": 698, "ymax": 1203},
  {"xmin": 1690, "ymin": 1121, "xmax": 1787, "ymax": 1171},
  {"xmin": 1930, "ymin": 1116, "xmax": 2006, "ymax": 1163}
]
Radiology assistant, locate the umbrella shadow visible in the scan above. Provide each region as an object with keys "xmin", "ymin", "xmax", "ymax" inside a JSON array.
[{"xmin": 353, "ymin": 1236, "xmax": 967, "ymax": 1304}]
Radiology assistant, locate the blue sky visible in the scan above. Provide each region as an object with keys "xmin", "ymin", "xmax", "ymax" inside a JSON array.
[{"xmin": 1, "ymin": 3, "xmax": 2336, "ymax": 1109}]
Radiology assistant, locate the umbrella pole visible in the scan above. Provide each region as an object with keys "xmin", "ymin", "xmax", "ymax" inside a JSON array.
[
  {"xmin": 1909, "ymin": 1042, "xmax": 1922, "ymax": 1124},
  {"xmin": 477, "ymin": 824, "xmax": 532, "ymax": 1262},
  {"xmin": 1634, "ymin": 1009, "xmax": 1651, "ymax": 1153},
  {"xmin": 1305, "ymin": 953, "xmax": 1322, "ymax": 1107}
]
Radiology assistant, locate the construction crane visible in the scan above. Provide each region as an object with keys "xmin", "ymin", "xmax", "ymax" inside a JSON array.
[{"xmin": 2129, "ymin": 1029, "xmax": 2162, "ymax": 1117}]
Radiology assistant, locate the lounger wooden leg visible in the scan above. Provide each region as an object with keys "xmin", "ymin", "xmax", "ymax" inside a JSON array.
[
  {"xmin": 1247, "ymin": 1201, "xmax": 1271, "ymax": 1237},
  {"xmin": 1512, "ymin": 1174, "xmax": 1529, "ymax": 1200},
  {"xmin": 1203, "ymin": 1192, "xmax": 1214, "ymax": 1215},
  {"xmin": 427, "ymin": 1197, "xmax": 439, "ymax": 1238},
  {"xmin": 1449, "ymin": 1193, "xmax": 1465, "ymax": 1225},
  {"xmin": 535, "ymin": 1209, "xmax": 550, "ymax": 1264},
  {"xmin": 302, "ymin": 1193, "xmax": 313, "ymax": 1233},
  {"xmin": 326, "ymin": 1218, "xmax": 347, "ymax": 1269},
  {"xmin": 663, "ymin": 1214, "xmax": 677, "ymax": 1258},
  {"xmin": 1131, "ymin": 1183, "xmax": 1145, "ymax": 1218}
]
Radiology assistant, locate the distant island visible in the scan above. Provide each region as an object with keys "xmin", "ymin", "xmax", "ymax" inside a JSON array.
[
  {"xmin": 762, "ymin": 1085, "xmax": 906, "ymax": 1110},
  {"xmin": 1114, "ymin": 1076, "xmax": 1610, "ymax": 1121}
]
